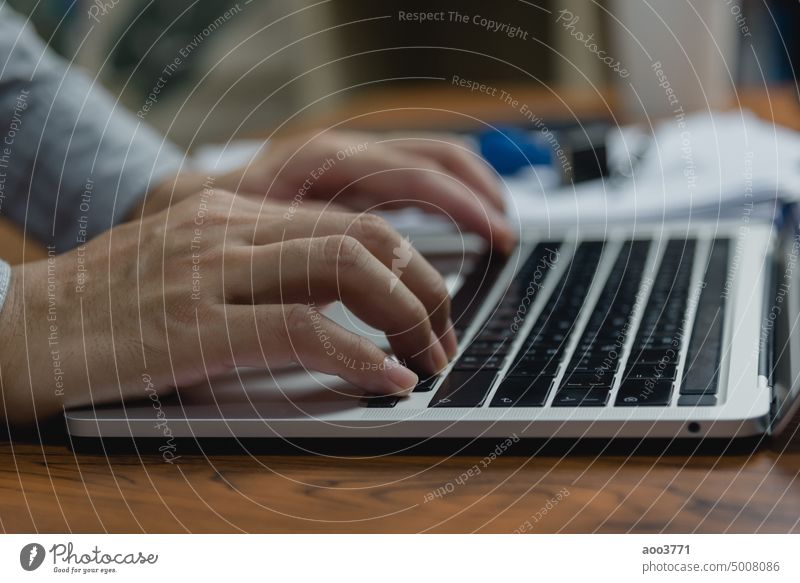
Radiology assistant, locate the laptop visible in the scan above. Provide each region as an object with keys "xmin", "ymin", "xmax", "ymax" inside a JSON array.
[{"xmin": 65, "ymin": 209, "xmax": 800, "ymax": 453}]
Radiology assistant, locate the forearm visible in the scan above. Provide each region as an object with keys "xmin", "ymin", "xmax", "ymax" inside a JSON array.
[{"xmin": 0, "ymin": 6, "xmax": 185, "ymax": 253}]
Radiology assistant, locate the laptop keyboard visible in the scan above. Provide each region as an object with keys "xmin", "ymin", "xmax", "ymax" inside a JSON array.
[
  {"xmin": 489, "ymin": 241, "xmax": 605, "ymax": 407},
  {"xmin": 553, "ymin": 240, "xmax": 650, "ymax": 407},
  {"xmin": 428, "ymin": 243, "xmax": 563, "ymax": 407},
  {"xmin": 364, "ymin": 236, "xmax": 731, "ymax": 409},
  {"xmin": 614, "ymin": 239, "xmax": 696, "ymax": 406}
]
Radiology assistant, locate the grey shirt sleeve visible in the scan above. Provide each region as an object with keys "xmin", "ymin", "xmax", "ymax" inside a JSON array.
[
  {"xmin": 0, "ymin": 6, "xmax": 186, "ymax": 258},
  {"xmin": 0, "ymin": 260, "xmax": 10, "ymax": 312}
]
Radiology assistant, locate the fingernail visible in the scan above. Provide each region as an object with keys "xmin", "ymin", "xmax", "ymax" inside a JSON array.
[
  {"xmin": 384, "ymin": 357, "xmax": 418, "ymax": 393},
  {"xmin": 428, "ymin": 330, "xmax": 450, "ymax": 373},
  {"xmin": 442, "ymin": 319, "xmax": 458, "ymax": 358}
]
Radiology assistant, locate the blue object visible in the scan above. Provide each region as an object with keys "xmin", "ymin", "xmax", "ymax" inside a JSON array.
[{"xmin": 478, "ymin": 126, "xmax": 553, "ymax": 176}]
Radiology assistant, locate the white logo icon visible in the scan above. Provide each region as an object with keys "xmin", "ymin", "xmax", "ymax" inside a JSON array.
[{"xmin": 389, "ymin": 236, "xmax": 413, "ymax": 292}]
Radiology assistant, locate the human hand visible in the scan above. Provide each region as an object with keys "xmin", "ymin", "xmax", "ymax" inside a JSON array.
[
  {"xmin": 216, "ymin": 130, "xmax": 515, "ymax": 253},
  {"xmin": 0, "ymin": 191, "xmax": 456, "ymax": 425}
]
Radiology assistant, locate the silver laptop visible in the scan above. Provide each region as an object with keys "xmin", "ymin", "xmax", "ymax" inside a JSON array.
[{"xmin": 65, "ymin": 211, "xmax": 800, "ymax": 451}]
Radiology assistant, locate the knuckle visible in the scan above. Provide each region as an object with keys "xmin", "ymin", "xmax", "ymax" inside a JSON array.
[
  {"xmin": 283, "ymin": 304, "xmax": 313, "ymax": 340},
  {"xmin": 324, "ymin": 234, "xmax": 367, "ymax": 271},
  {"xmin": 442, "ymin": 137, "xmax": 472, "ymax": 156},
  {"xmin": 203, "ymin": 244, "xmax": 227, "ymax": 265},
  {"xmin": 352, "ymin": 334, "xmax": 376, "ymax": 361},
  {"xmin": 405, "ymin": 297, "xmax": 430, "ymax": 329},
  {"xmin": 353, "ymin": 213, "xmax": 395, "ymax": 247},
  {"xmin": 210, "ymin": 189, "xmax": 236, "ymax": 205},
  {"xmin": 405, "ymin": 167, "xmax": 442, "ymax": 191},
  {"xmin": 430, "ymin": 275, "xmax": 450, "ymax": 307},
  {"xmin": 200, "ymin": 190, "xmax": 236, "ymax": 225}
]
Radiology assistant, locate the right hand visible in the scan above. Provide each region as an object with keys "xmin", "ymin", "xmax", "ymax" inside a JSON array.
[{"xmin": 0, "ymin": 190, "xmax": 457, "ymax": 425}]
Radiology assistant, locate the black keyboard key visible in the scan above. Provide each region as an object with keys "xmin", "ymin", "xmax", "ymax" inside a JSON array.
[
  {"xmin": 624, "ymin": 363, "xmax": 677, "ymax": 380},
  {"xmin": 636, "ymin": 336, "xmax": 678, "ymax": 350},
  {"xmin": 570, "ymin": 355, "xmax": 618, "ymax": 369},
  {"xmin": 559, "ymin": 373, "xmax": 614, "ymax": 390},
  {"xmin": 475, "ymin": 329, "xmax": 516, "ymax": 342},
  {"xmin": 429, "ymin": 371, "xmax": 497, "ymax": 407},
  {"xmin": 509, "ymin": 354, "xmax": 562, "ymax": 371},
  {"xmin": 517, "ymin": 346, "xmax": 562, "ymax": 360},
  {"xmin": 360, "ymin": 395, "xmax": 400, "ymax": 408},
  {"xmin": 615, "ymin": 380, "xmax": 674, "ymax": 406},
  {"xmin": 453, "ymin": 354, "xmax": 505, "ymax": 370},
  {"xmin": 552, "ymin": 388, "xmax": 610, "ymax": 407},
  {"xmin": 490, "ymin": 377, "xmax": 553, "ymax": 407},
  {"xmin": 413, "ymin": 376, "xmax": 439, "ymax": 393},
  {"xmin": 680, "ymin": 239, "xmax": 729, "ymax": 396},
  {"xmin": 627, "ymin": 348, "xmax": 677, "ymax": 365},
  {"xmin": 506, "ymin": 365, "xmax": 560, "ymax": 378},
  {"xmin": 678, "ymin": 394, "xmax": 717, "ymax": 406},
  {"xmin": 463, "ymin": 340, "xmax": 511, "ymax": 357}
]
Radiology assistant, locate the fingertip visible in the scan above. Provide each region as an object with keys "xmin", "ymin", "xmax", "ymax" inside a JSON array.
[
  {"xmin": 490, "ymin": 216, "xmax": 516, "ymax": 256},
  {"xmin": 428, "ymin": 330, "xmax": 450, "ymax": 374},
  {"xmin": 383, "ymin": 357, "xmax": 418, "ymax": 393},
  {"xmin": 441, "ymin": 320, "xmax": 458, "ymax": 359}
]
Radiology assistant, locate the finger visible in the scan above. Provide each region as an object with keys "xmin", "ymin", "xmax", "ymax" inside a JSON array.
[
  {"xmin": 255, "ymin": 210, "xmax": 457, "ymax": 357},
  {"xmin": 387, "ymin": 138, "xmax": 506, "ymax": 212},
  {"xmin": 360, "ymin": 164, "xmax": 514, "ymax": 254},
  {"xmin": 227, "ymin": 236, "xmax": 449, "ymax": 376},
  {"xmin": 306, "ymin": 148, "xmax": 515, "ymax": 253},
  {"xmin": 221, "ymin": 304, "xmax": 419, "ymax": 395}
]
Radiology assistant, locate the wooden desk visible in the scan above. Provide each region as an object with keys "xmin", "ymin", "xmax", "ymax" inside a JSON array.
[{"xmin": 3, "ymin": 85, "xmax": 800, "ymax": 533}]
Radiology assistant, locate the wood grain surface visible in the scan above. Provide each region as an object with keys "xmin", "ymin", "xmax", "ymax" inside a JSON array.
[
  {"xmin": 2, "ymin": 84, "xmax": 800, "ymax": 533},
  {"xmin": 2, "ymin": 444, "xmax": 800, "ymax": 533}
]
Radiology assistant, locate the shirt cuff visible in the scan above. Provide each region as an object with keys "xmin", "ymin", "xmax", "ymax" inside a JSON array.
[{"xmin": 0, "ymin": 260, "xmax": 11, "ymax": 313}]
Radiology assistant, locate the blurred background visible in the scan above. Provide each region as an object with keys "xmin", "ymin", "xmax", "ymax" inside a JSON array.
[{"xmin": 7, "ymin": 0, "xmax": 799, "ymax": 147}]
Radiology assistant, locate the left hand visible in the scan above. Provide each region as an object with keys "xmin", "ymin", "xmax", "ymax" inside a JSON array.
[{"xmin": 218, "ymin": 131, "xmax": 514, "ymax": 252}]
